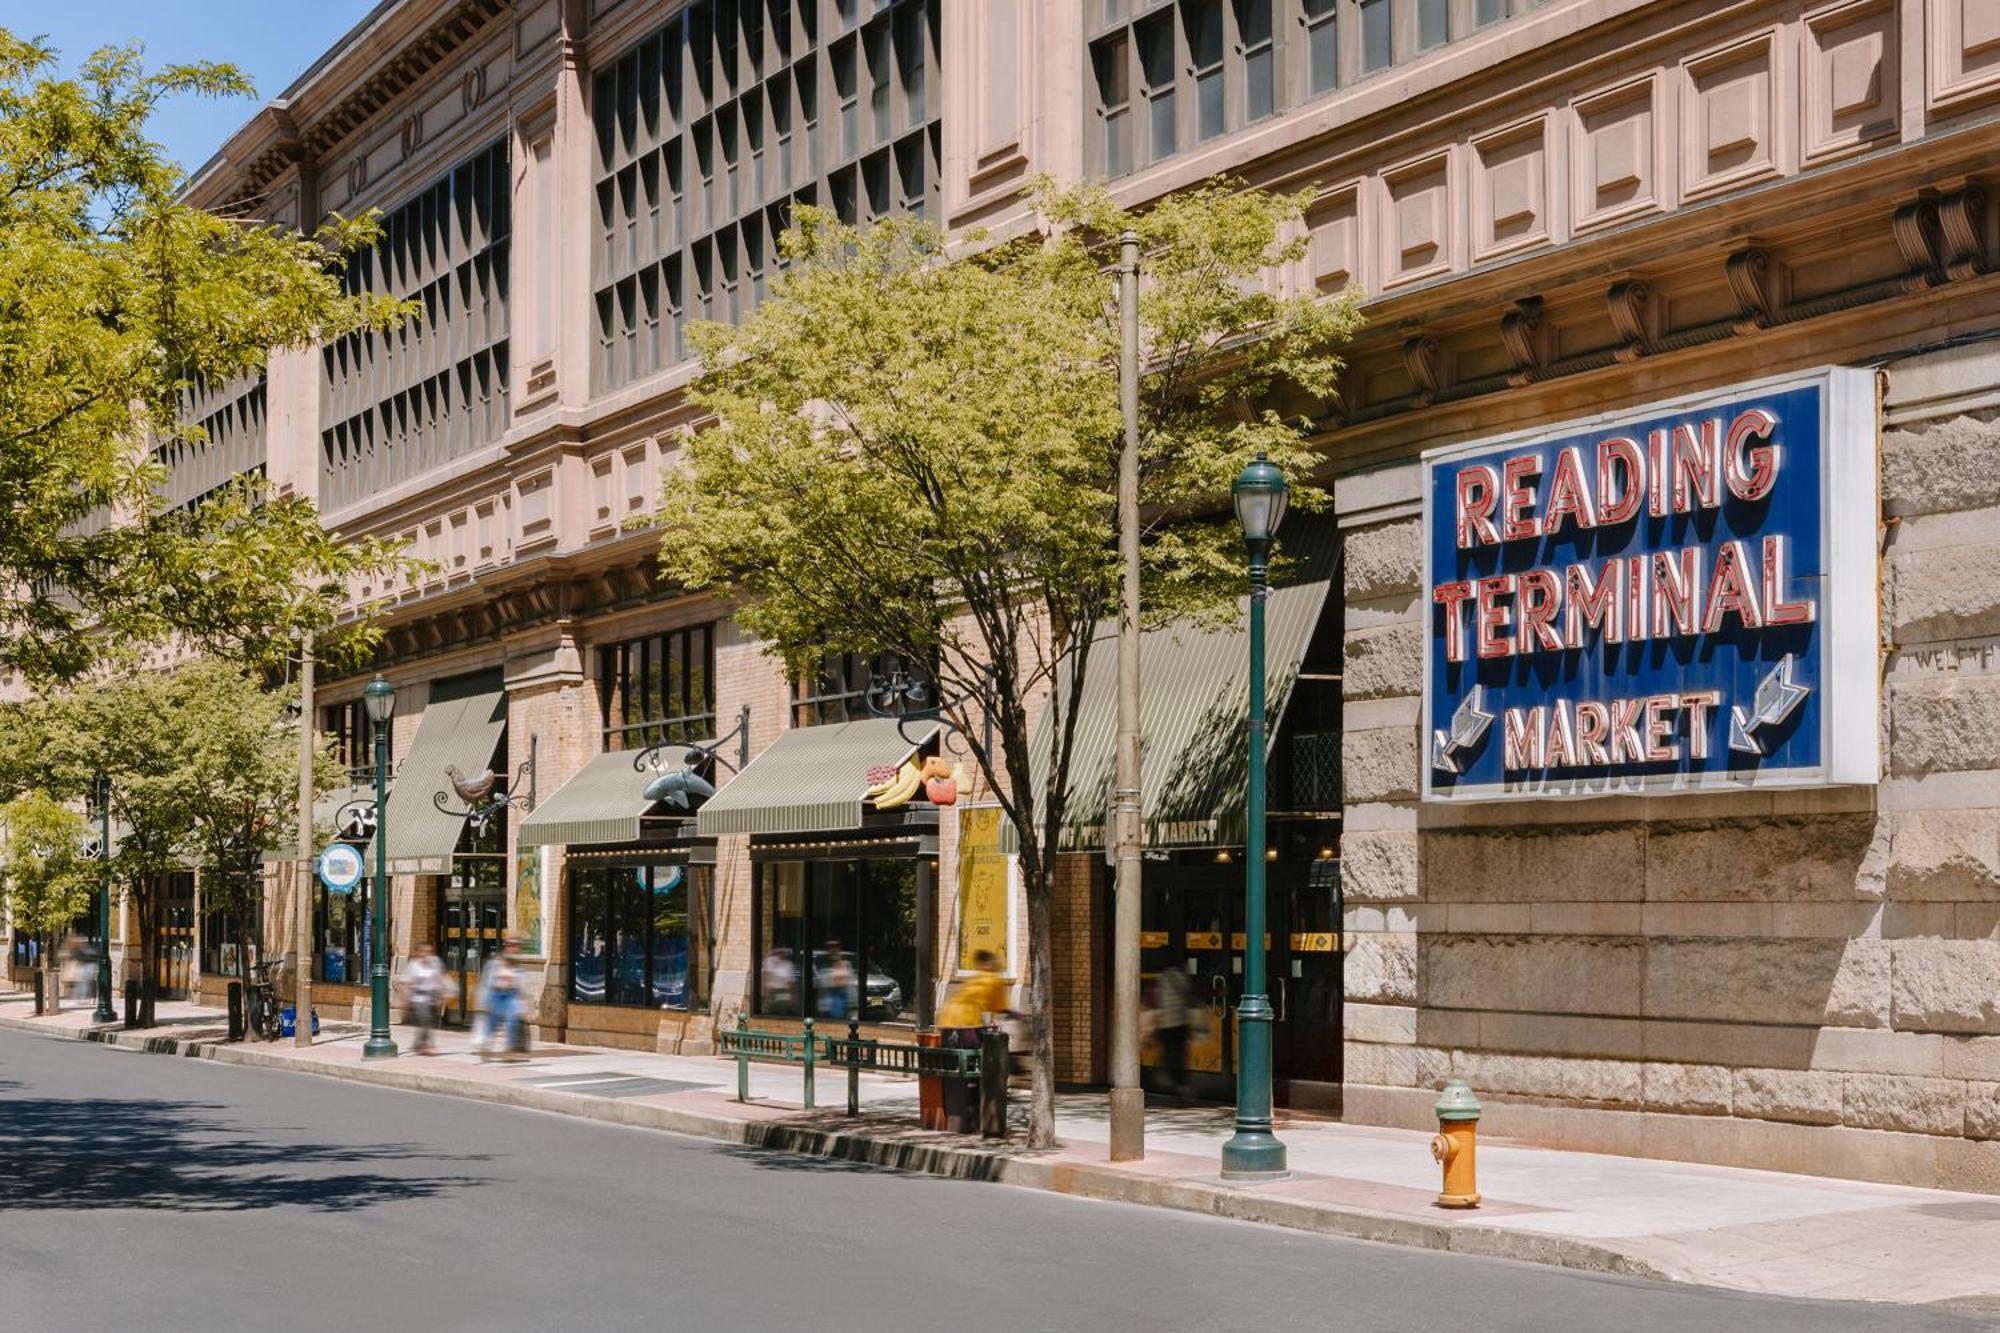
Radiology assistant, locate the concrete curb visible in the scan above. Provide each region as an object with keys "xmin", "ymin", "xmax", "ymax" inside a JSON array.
[{"xmin": 1, "ymin": 1013, "xmax": 1670, "ymax": 1286}]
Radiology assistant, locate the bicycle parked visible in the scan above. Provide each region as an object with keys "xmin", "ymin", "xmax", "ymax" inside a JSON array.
[{"xmin": 246, "ymin": 958, "xmax": 286, "ymax": 1041}]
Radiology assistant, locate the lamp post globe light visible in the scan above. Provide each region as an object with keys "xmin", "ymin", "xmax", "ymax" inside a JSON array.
[
  {"xmin": 92, "ymin": 772, "xmax": 114, "ymax": 1024},
  {"xmin": 1221, "ymin": 452, "xmax": 1289, "ymax": 1181},
  {"xmin": 362, "ymin": 673, "xmax": 398, "ymax": 1060}
]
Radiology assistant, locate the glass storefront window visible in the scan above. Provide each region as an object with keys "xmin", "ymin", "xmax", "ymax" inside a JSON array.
[
  {"xmin": 566, "ymin": 860, "xmax": 712, "ymax": 1010},
  {"xmin": 318, "ymin": 874, "xmax": 365, "ymax": 984},
  {"xmin": 754, "ymin": 857, "xmax": 918, "ymax": 1024}
]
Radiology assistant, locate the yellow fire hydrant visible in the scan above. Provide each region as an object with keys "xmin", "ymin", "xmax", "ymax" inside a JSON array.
[{"xmin": 1429, "ymin": 1078, "xmax": 1482, "ymax": 1208}]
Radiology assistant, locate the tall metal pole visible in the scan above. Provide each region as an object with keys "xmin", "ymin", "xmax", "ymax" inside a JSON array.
[
  {"xmin": 294, "ymin": 637, "xmax": 315, "ymax": 1047},
  {"xmin": 1108, "ymin": 228, "xmax": 1145, "ymax": 1162},
  {"xmin": 1221, "ymin": 537, "xmax": 1286, "ymax": 1179},
  {"xmin": 92, "ymin": 773, "xmax": 114, "ymax": 1024},
  {"xmin": 363, "ymin": 711, "xmax": 397, "ymax": 1059}
]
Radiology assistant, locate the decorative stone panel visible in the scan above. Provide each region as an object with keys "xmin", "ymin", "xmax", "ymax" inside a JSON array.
[
  {"xmin": 1471, "ymin": 117, "xmax": 1553, "ymax": 264},
  {"xmin": 1571, "ymin": 74, "xmax": 1663, "ymax": 232},
  {"xmin": 1378, "ymin": 150, "xmax": 1454, "ymax": 290},
  {"xmin": 1803, "ymin": 0, "xmax": 1899, "ymax": 164},
  {"xmin": 1926, "ymin": 0, "xmax": 2000, "ymax": 115},
  {"xmin": 1681, "ymin": 32, "xmax": 1781, "ymax": 200},
  {"xmin": 1305, "ymin": 184, "xmax": 1362, "ymax": 295}
]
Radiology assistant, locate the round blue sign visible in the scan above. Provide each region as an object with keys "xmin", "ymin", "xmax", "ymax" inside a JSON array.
[{"xmin": 318, "ymin": 842, "xmax": 365, "ymax": 892}]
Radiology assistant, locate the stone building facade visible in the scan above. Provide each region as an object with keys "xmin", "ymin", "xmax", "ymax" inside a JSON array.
[{"xmin": 93, "ymin": 0, "xmax": 1999, "ymax": 1192}]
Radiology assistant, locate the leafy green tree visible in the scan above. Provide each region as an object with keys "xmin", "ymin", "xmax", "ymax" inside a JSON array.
[
  {"xmin": 652, "ymin": 182, "xmax": 1360, "ymax": 1145},
  {"xmin": 0, "ymin": 31, "xmax": 412, "ymax": 681},
  {"xmin": 0, "ymin": 791, "xmax": 95, "ymax": 1011},
  {"xmin": 12, "ymin": 660, "xmax": 339, "ymax": 1025}
]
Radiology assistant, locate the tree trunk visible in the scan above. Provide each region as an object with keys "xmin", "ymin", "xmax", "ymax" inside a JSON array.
[
  {"xmin": 1023, "ymin": 862, "xmax": 1058, "ymax": 1149},
  {"xmin": 138, "ymin": 884, "xmax": 158, "ymax": 1028}
]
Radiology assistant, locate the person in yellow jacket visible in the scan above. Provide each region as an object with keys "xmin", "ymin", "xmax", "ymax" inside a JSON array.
[{"xmin": 937, "ymin": 950, "xmax": 1010, "ymax": 1030}]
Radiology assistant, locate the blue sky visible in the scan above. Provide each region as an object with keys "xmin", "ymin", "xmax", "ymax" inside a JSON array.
[{"xmin": 1, "ymin": 1, "xmax": 382, "ymax": 174}]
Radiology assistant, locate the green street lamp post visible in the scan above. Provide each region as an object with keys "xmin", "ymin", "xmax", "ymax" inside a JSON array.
[
  {"xmin": 1220, "ymin": 452, "xmax": 1289, "ymax": 1181},
  {"xmin": 92, "ymin": 773, "xmax": 114, "ymax": 1024},
  {"xmin": 362, "ymin": 673, "xmax": 399, "ymax": 1060}
]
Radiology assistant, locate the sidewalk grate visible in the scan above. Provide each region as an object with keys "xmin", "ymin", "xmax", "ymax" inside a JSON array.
[{"xmin": 515, "ymin": 1071, "xmax": 712, "ymax": 1099}]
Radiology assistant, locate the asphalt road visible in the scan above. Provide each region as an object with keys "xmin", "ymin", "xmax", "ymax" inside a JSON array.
[{"xmin": 0, "ymin": 1030, "xmax": 1991, "ymax": 1333}]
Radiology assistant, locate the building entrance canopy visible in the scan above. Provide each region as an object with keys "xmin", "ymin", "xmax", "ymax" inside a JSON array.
[
  {"xmin": 1027, "ymin": 518, "xmax": 1338, "ymax": 851},
  {"xmin": 518, "ymin": 748, "xmax": 696, "ymax": 848},
  {"xmin": 382, "ymin": 671, "xmax": 507, "ymax": 874},
  {"xmin": 696, "ymin": 716, "xmax": 941, "ymax": 838}
]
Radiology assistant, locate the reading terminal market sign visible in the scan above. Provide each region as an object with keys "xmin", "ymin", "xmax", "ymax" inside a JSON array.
[{"xmin": 1422, "ymin": 368, "xmax": 1879, "ymax": 802}]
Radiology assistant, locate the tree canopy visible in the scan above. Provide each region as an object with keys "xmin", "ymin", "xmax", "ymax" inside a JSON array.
[
  {"xmin": 651, "ymin": 179, "xmax": 1362, "ymax": 1144},
  {"xmin": 0, "ymin": 790, "xmax": 94, "ymax": 964},
  {"xmin": 0, "ymin": 658, "xmax": 341, "ymax": 1021},
  {"xmin": 0, "ymin": 31, "xmax": 412, "ymax": 680}
]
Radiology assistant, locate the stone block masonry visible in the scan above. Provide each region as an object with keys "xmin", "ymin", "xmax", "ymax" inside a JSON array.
[{"xmin": 1335, "ymin": 342, "xmax": 2000, "ymax": 1194}]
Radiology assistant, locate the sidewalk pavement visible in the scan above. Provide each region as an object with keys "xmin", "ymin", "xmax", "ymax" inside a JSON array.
[{"xmin": 5, "ymin": 988, "xmax": 1998, "ymax": 1314}]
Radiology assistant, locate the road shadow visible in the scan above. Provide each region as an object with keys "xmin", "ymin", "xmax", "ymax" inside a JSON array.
[{"xmin": 0, "ymin": 1094, "xmax": 495, "ymax": 1214}]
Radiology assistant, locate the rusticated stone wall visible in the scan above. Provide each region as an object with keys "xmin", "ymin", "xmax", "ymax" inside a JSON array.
[{"xmin": 1338, "ymin": 340, "xmax": 2000, "ymax": 1194}]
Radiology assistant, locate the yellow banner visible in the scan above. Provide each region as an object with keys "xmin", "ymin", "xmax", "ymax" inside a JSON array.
[{"xmin": 957, "ymin": 806, "xmax": 1010, "ymax": 972}]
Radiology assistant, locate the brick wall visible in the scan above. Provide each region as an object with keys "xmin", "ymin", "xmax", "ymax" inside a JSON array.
[{"xmin": 1050, "ymin": 852, "xmax": 1104, "ymax": 1086}]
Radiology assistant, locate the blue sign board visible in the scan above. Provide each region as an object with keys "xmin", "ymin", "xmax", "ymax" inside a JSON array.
[{"xmin": 1422, "ymin": 368, "xmax": 1878, "ymax": 801}]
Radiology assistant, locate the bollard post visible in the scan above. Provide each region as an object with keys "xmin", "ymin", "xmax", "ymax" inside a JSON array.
[
  {"xmin": 802, "ymin": 1016, "xmax": 816, "ymax": 1111},
  {"xmin": 979, "ymin": 1025, "xmax": 1010, "ymax": 1140},
  {"xmin": 847, "ymin": 1018, "xmax": 861, "ymax": 1117},
  {"xmin": 735, "ymin": 1012, "xmax": 750, "ymax": 1103},
  {"xmin": 226, "ymin": 981, "xmax": 245, "ymax": 1042}
]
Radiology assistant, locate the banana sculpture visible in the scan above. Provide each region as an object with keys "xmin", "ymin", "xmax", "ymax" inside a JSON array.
[
  {"xmin": 863, "ymin": 755, "xmax": 960, "ymax": 809},
  {"xmin": 865, "ymin": 760, "xmax": 924, "ymax": 809}
]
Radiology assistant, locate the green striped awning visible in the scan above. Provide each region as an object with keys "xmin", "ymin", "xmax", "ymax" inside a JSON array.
[
  {"xmin": 382, "ymin": 672, "xmax": 507, "ymax": 874},
  {"xmin": 516, "ymin": 749, "xmax": 664, "ymax": 848},
  {"xmin": 1029, "ymin": 517, "xmax": 1338, "ymax": 851},
  {"xmin": 695, "ymin": 717, "xmax": 939, "ymax": 838}
]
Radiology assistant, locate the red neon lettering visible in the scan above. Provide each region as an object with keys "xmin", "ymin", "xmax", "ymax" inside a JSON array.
[
  {"xmin": 1647, "ymin": 429, "xmax": 1670, "ymax": 518},
  {"xmin": 1609, "ymin": 696, "xmax": 1647, "ymax": 764},
  {"xmin": 1517, "ymin": 569, "xmax": 1564, "ymax": 653},
  {"xmin": 1456, "ymin": 464, "xmax": 1501, "ymax": 548},
  {"xmin": 1680, "ymin": 690, "xmax": 1720, "ymax": 762},
  {"xmin": 1644, "ymin": 694, "xmax": 1680, "ymax": 761},
  {"xmin": 1574, "ymin": 702, "xmax": 1611, "ymax": 766},
  {"xmin": 1651, "ymin": 547, "xmax": 1702, "ymax": 638},
  {"xmin": 1724, "ymin": 408, "xmax": 1780, "ymax": 501},
  {"xmin": 1762, "ymin": 535, "xmax": 1816, "ymax": 625},
  {"xmin": 1476, "ymin": 575, "xmax": 1517, "ymax": 659},
  {"xmin": 1564, "ymin": 559, "xmax": 1623, "ymax": 648},
  {"xmin": 1503, "ymin": 706, "xmax": 1545, "ymax": 770},
  {"xmin": 1502, "ymin": 455, "xmax": 1542, "ymax": 542},
  {"xmin": 1597, "ymin": 437, "xmax": 1644, "ymax": 526},
  {"xmin": 1701, "ymin": 539, "xmax": 1764, "ymax": 633},
  {"xmin": 1671, "ymin": 419, "xmax": 1722, "ymax": 513},
  {"xmin": 1544, "ymin": 446, "xmax": 1598, "ymax": 535},
  {"xmin": 1433, "ymin": 581, "xmax": 1475, "ymax": 663},
  {"xmin": 1544, "ymin": 701, "xmax": 1578, "ymax": 767}
]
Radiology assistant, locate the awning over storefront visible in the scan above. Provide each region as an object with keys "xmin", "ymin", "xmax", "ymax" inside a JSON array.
[
  {"xmin": 695, "ymin": 716, "xmax": 940, "ymax": 838},
  {"xmin": 1029, "ymin": 517, "xmax": 1339, "ymax": 851},
  {"xmin": 382, "ymin": 673, "xmax": 508, "ymax": 874},
  {"xmin": 516, "ymin": 749, "xmax": 668, "ymax": 849}
]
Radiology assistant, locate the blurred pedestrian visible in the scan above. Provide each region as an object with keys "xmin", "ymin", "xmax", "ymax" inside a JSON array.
[
  {"xmin": 1149, "ymin": 962, "xmax": 1194, "ymax": 1103},
  {"xmin": 403, "ymin": 946, "xmax": 455, "ymax": 1055},
  {"xmin": 819, "ymin": 939, "xmax": 856, "ymax": 1020},
  {"xmin": 476, "ymin": 939, "xmax": 525, "ymax": 1062}
]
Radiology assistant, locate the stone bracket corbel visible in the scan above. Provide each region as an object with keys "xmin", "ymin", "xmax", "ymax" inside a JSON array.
[
  {"xmin": 1937, "ymin": 182, "xmax": 1990, "ymax": 282},
  {"xmin": 1892, "ymin": 189, "xmax": 1945, "ymax": 291},
  {"xmin": 1725, "ymin": 245, "xmax": 1783, "ymax": 334},
  {"xmin": 1499, "ymin": 297, "xmax": 1549, "ymax": 387},
  {"xmin": 1606, "ymin": 278, "xmax": 1652, "ymax": 361},
  {"xmin": 1403, "ymin": 332, "xmax": 1445, "ymax": 409}
]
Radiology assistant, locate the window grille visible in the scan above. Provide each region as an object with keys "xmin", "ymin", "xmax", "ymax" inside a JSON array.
[
  {"xmin": 590, "ymin": 0, "xmax": 942, "ymax": 396},
  {"xmin": 318, "ymin": 139, "xmax": 511, "ymax": 511}
]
